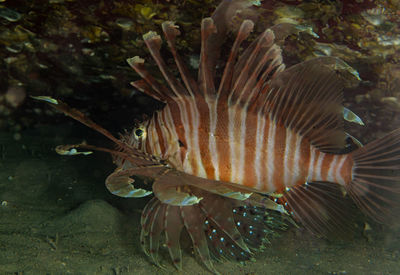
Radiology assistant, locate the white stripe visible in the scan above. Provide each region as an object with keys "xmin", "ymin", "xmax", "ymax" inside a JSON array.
[
  {"xmin": 314, "ymin": 152, "xmax": 325, "ymax": 181},
  {"xmin": 187, "ymin": 97, "xmax": 207, "ymax": 178},
  {"xmin": 228, "ymin": 107, "xmax": 237, "ymax": 182},
  {"xmin": 292, "ymin": 134, "xmax": 302, "ymax": 184},
  {"xmin": 206, "ymin": 97, "xmax": 220, "ymax": 180},
  {"xmin": 283, "ymin": 128, "xmax": 292, "ymax": 186},
  {"xmin": 327, "ymin": 155, "xmax": 338, "ymax": 182},
  {"xmin": 307, "ymin": 147, "xmax": 316, "ymax": 182}
]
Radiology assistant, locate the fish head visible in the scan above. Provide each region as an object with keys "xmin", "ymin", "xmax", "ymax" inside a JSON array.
[{"xmin": 122, "ymin": 110, "xmax": 183, "ymax": 170}]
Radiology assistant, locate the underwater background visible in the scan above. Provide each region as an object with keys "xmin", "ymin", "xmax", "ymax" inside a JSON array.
[{"xmin": 1, "ymin": 0, "xmax": 400, "ymax": 274}]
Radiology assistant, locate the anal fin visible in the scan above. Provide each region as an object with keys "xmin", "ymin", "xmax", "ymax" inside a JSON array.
[{"xmin": 281, "ymin": 181, "xmax": 356, "ymax": 238}]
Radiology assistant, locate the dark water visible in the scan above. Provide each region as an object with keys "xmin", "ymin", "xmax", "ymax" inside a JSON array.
[{"xmin": 1, "ymin": 0, "xmax": 400, "ymax": 274}]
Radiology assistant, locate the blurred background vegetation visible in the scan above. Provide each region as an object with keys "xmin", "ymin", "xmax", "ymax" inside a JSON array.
[{"xmin": 0, "ymin": 0, "xmax": 399, "ymax": 143}]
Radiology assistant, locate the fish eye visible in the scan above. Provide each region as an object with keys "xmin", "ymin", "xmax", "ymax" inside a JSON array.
[{"xmin": 134, "ymin": 128, "xmax": 144, "ymax": 138}]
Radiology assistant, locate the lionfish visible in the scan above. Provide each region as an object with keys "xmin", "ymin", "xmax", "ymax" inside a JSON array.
[{"xmin": 35, "ymin": 0, "xmax": 400, "ymax": 273}]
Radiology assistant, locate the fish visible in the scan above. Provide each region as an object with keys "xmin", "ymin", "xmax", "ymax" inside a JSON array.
[{"xmin": 34, "ymin": 0, "xmax": 400, "ymax": 273}]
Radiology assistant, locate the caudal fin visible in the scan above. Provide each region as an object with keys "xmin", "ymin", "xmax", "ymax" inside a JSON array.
[{"xmin": 347, "ymin": 128, "xmax": 400, "ymax": 223}]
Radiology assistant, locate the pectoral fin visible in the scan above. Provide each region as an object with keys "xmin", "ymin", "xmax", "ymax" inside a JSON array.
[
  {"xmin": 105, "ymin": 168, "xmax": 162, "ymax": 198},
  {"xmin": 152, "ymin": 179, "xmax": 202, "ymax": 206},
  {"xmin": 151, "ymin": 170, "xmax": 253, "ymax": 206}
]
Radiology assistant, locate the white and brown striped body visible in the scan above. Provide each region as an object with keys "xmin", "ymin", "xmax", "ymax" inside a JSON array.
[{"xmin": 135, "ymin": 94, "xmax": 354, "ymax": 194}]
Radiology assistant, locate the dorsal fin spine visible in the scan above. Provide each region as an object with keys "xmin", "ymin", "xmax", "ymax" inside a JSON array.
[
  {"xmin": 127, "ymin": 56, "xmax": 169, "ymax": 102},
  {"xmin": 162, "ymin": 21, "xmax": 199, "ymax": 98},
  {"xmin": 143, "ymin": 32, "xmax": 189, "ymax": 100},
  {"xmin": 217, "ymin": 19, "xmax": 254, "ymax": 100},
  {"xmin": 229, "ymin": 29, "xmax": 275, "ymax": 107},
  {"xmin": 199, "ymin": 18, "xmax": 217, "ymax": 99},
  {"xmin": 235, "ymin": 35, "xmax": 279, "ymax": 108}
]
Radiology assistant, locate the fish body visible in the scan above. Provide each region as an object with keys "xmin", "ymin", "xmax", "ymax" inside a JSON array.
[
  {"xmin": 137, "ymin": 94, "xmax": 353, "ymax": 193},
  {"xmin": 36, "ymin": 0, "xmax": 400, "ymax": 273}
]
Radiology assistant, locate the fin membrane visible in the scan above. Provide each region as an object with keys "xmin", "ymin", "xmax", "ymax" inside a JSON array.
[
  {"xmin": 349, "ymin": 128, "xmax": 400, "ymax": 223},
  {"xmin": 152, "ymin": 170, "xmax": 253, "ymax": 206},
  {"xmin": 282, "ymin": 181, "xmax": 356, "ymax": 238},
  {"xmin": 266, "ymin": 59, "xmax": 346, "ymax": 152}
]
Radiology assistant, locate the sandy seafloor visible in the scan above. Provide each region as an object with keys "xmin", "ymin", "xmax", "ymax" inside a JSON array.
[{"xmin": 1, "ymin": 123, "xmax": 400, "ymax": 275}]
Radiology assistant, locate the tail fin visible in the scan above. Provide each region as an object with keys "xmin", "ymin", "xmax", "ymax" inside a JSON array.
[{"xmin": 347, "ymin": 128, "xmax": 400, "ymax": 223}]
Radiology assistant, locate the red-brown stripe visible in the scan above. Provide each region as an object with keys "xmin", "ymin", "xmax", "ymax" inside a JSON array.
[
  {"xmin": 260, "ymin": 117, "xmax": 270, "ymax": 190},
  {"xmin": 216, "ymin": 101, "xmax": 231, "ymax": 182},
  {"xmin": 273, "ymin": 123, "xmax": 286, "ymax": 192},
  {"xmin": 298, "ymin": 136, "xmax": 311, "ymax": 184},
  {"xmin": 168, "ymin": 100, "xmax": 187, "ymax": 165},
  {"xmin": 339, "ymin": 155, "xmax": 353, "ymax": 184},
  {"xmin": 153, "ymin": 111, "xmax": 166, "ymax": 156},
  {"xmin": 243, "ymin": 111, "xmax": 258, "ymax": 187}
]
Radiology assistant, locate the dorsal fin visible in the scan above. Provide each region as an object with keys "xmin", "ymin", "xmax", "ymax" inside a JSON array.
[
  {"xmin": 216, "ymin": 19, "xmax": 254, "ymax": 98},
  {"xmin": 162, "ymin": 21, "xmax": 199, "ymax": 97},
  {"xmin": 142, "ymin": 31, "xmax": 191, "ymax": 99},
  {"xmin": 230, "ymin": 29, "xmax": 284, "ymax": 108},
  {"xmin": 127, "ymin": 56, "xmax": 171, "ymax": 102},
  {"xmin": 130, "ymin": 79, "xmax": 164, "ymax": 102},
  {"xmin": 127, "ymin": 0, "xmax": 265, "ymax": 103},
  {"xmin": 198, "ymin": 18, "xmax": 218, "ymax": 99},
  {"xmin": 202, "ymin": 0, "xmax": 262, "ymax": 90},
  {"xmin": 127, "ymin": 29, "xmax": 195, "ymax": 104},
  {"xmin": 264, "ymin": 58, "xmax": 346, "ymax": 152}
]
